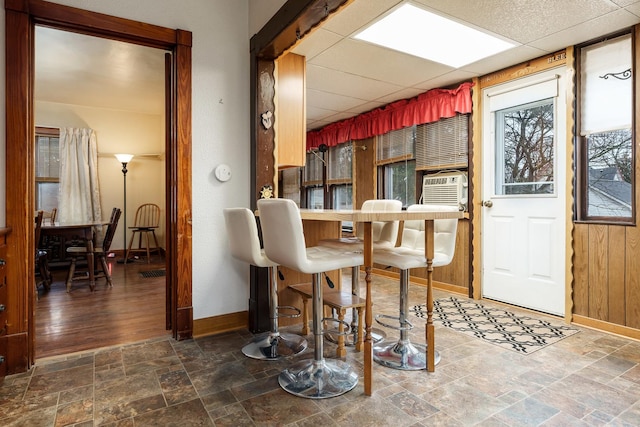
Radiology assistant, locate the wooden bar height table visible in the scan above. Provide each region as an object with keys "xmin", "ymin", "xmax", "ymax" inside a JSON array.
[{"xmin": 297, "ymin": 208, "xmax": 464, "ymax": 396}]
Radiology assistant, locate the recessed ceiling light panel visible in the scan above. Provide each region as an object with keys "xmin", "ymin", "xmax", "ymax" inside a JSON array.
[{"xmin": 353, "ymin": 3, "xmax": 518, "ymax": 68}]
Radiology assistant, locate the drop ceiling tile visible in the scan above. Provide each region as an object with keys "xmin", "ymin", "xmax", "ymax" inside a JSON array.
[
  {"xmin": 614, "ymin": 0, "xmax": 640, "ymax": 6},
  {"xmin": 627, "ymin": 2, "xmax": 640, "ymax": 16},
  {"xmin": 413, "ymin": 69, "xmax": 478, "ymax": 91},
  {"xmin": 307, "ymin": 104, "xmax": 341, "ymax": 122},
  {"xmin": 460, "ymin": 45, "xmax": 547, "ymax": 75},
  {"xmin": 306, "ymin": 64, "xmax": 403, "ymax": 100},
  {"xmin": 306, "ymin": 88, "xmax": 369, "ymax": 111},
  {"xmin": 373, "ymin": 87, "xmax": 427, "ymax": 105},
  {"xmin": 310, "ymin": 38, "xmax": 453, "ymax": 87},
  {"xmin": 346, "ymin": 100, "xmax": 386, "ymax": 115},
  {"xmin": 322, "ymin": 0, "xmax": 403, "ymax": 36},
  {"xmin": 414, "ymin": 0, "xmax": 618, "ymax": 44},
  {"xmin": 291, "ymin": 28, "xmax": 344, "ymax": 61},
  {"xmin": 530, "ymin": 9, "xmax": 640, "ymax": 51}
]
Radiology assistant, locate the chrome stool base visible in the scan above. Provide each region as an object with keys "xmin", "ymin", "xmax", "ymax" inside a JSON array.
[
  {"xmin": 278, "ymin": 358, "xmax": 358, "ymax": 399},
  {"xmin": 325, "ymin": 328, "xmax": 386, "ymax": 346},
  {"xmin": 242, "ymin": 332, "xmax": 307, "ymax": 360},
  {"xmin": 373, "ymin": 340, "xmax": 441, "ymax": 370}
]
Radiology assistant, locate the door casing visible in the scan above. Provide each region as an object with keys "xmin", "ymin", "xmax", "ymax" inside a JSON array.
[{"xmin": 4, "ymin": 0, "xmax": 193, "ymax": 373}]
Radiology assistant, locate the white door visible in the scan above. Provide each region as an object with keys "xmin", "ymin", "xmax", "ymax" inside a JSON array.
[{"xmin": 482, "ymin": 68, "xmax": 566, "ymax": 316}]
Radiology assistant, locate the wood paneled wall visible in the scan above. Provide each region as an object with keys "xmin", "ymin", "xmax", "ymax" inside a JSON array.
[{"xmin": 573, "ymin": 223, "xmax": 640, "ymax": 329}]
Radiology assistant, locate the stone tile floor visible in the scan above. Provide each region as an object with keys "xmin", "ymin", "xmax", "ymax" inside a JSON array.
[{"xmin": 2, "ymin": 275, "xmax": 640, "ymax": 426}]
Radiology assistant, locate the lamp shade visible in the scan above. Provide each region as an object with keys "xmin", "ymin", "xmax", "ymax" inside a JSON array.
[{"xmin": 114, "ymin": 153, "xmax": 134, "ymax": 163}]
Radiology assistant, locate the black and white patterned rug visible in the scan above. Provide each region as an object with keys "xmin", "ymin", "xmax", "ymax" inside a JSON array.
[{"xmin": 412, "ymin": 296, "xmax": 579, "ymax": 354}]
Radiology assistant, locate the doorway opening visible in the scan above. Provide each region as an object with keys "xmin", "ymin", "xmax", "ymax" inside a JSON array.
[
  {"xmin": 34, "ymin": 27, "xmax": 169, "ymax": 358},
  {"xmin": 5, "ymin": 0, "xmax": 193, "ymax": 373}
]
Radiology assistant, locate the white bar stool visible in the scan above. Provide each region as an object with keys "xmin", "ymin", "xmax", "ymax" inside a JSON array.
[
  {"xmin": 258, "ymin": 198, "xmax": 363, "ymax": 399},
  {"xmin": 223, "ymin": 207, "xmax": 307, "ymax": 360},
  {"xmin": 372, "ymin": 204, "xmax": 459, "ymax": 370}
]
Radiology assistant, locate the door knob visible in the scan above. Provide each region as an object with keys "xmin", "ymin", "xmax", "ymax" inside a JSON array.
[{"xmin": 482, "ymin": 200, "xmax": 493, "ymax": 208}]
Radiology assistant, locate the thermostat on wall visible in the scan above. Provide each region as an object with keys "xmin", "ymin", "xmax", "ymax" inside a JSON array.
[{"xmin": 214, "ymin": 164, "xmax": 232, "ymax": 182}]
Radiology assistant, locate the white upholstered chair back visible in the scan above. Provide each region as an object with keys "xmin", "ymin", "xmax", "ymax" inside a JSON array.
[
  {"xmin": 223, "ymin": 207, "xmax": 276, "ymax": 269},
  {"xmin": 400, "ymin": 204, "xmax": 459, "ymax": 267},
  {"xmin": 355, "ymin": 199, "xmax": 402, "ymax": 246}
]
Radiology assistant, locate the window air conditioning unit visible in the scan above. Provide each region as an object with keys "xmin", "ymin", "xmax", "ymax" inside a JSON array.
[{"xmin": 422, "ymin": 171, "xmax": 468, "ymax": 211}]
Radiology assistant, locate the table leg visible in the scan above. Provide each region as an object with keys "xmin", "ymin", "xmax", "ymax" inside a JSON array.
[
  {"xmin": 425, "ymin": 220, "xmax": 435, "ymax": 372},
  {"xmin": 364, "ymin": 221, "xmax": 373, "ymax": 395}
]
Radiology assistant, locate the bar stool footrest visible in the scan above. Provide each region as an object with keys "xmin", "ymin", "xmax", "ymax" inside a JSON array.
[{"xmin": 276, "ymin": 305, "xmax": 302, "ymax": 319}]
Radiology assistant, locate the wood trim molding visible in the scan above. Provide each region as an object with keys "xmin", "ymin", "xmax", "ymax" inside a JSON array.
[
  {"xmin": 478, "ymin": 50, "xmax": 568, "ymax": 89},
  {"xmin": 193, "ymin": 311, "xmax": 248, "ymax": 337},
  {"xmin": 5, "ymin": 0, "xmax": 192, "ymax": 373},
  {"xmin": 564, "ymin": 46, "xmax": 576, "ymax": 323},
  {"xmin": 250, "ymin": 0, "xmax": 353, "ymax": 60},
  {"xmin": 573, "ymin": 314, "xmax": 640, "ymax": 341}
]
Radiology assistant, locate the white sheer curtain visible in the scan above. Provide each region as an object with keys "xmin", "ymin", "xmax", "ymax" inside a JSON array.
[{"xmin": 58, "ymin": 127, "xmax": 102, "ymax": 224}]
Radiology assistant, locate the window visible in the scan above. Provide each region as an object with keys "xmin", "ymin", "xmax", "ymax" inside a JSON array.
[
  {"xmin": 495, "ymin": 99, "xmax": 555, "ymax": 195},
  {"xmin": 35, "ymin": 127, "xmax": 60, "ymax": 211},
  {"xmin": 377, "ymin": 126, "xmax": 416, "ymax": 206},
  {"xmin": 578, "ymin": 32, "xmax": 634, "ymax": 221},
  {"xmin": 306, "ymin": 186, "xmax": 324, "ymax": 209},
  {"xmin": 281, "ymin": 167, "xmax": 301, "ymax": 206},
  {"xmin": 327, "ymin": 142, "xmax": 353, "ymax": 211},
  {"xmin": 302, "ymin": 151, "xmax": 325, "ymax": 208}
]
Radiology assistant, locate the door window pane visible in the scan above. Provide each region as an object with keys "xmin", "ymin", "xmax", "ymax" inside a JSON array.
[{"xmin": 495, "ymin": 99, "xmax": 554, "ymax": 195}]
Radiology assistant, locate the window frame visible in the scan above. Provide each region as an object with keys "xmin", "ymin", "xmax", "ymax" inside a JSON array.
[
  {"xmin": 576, "ymin": 29, "xmax": 636, "ymax": 224},
  {"xmin": 35, "ymin": 126, "xmax": 60, "ymax": 211}
]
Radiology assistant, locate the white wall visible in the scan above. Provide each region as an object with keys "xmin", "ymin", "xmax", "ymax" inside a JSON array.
[
  {"xmin": 0, "ymin": 0, "xmax": 271, "ymax": 320},
  {"xmin": 35, "ymin": 101, "xmax": 165, "ymax": 251},
  {"xmin": 248, "ymin": 0, "xmax": 286, "ymax": 37}
]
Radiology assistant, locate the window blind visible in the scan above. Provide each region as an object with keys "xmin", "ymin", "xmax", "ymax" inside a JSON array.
[
  {"xmin": 302, "ymin": 151, "xmax": 323, "ymax": 186},
  {"xmin": 580, "ymin": 33, "xmax": 632, "ymax": 135},
  {"xmin": 282, "ymin": 167, "xmax": 301, "ymax": 205},
  {"xmin": 376, "ymin": 126, "xmax": 415, "ymax": 165},
  {"xmin": 415, "ymin": 114, "xmax": 469, "ymax": 170}
]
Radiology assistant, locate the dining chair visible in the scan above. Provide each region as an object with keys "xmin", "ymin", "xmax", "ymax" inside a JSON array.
[
  {"xmin": 125, "ymin": 203, "xmax": 162, "ymax": 263},
  {"xmin": 42, "ymin": 207, "xmax": 57, "ymax": 225},
  {"xmin": 35, "ymin": 211, "xmax": 52, "ymax": 294},
  {"xmin": 258, "ymin": 198, "xmax": 363, "ymax": 399},
  {"xmin": 66, "ymin": 208, "xmax": 121, "ymax": 291},
  {"xmin": 223, "ymin": 207, "xmax": 307, "ymax": 359},
  {"xmin": 372, "ymin": 204, "xmax": 459, "ymax": 370}
]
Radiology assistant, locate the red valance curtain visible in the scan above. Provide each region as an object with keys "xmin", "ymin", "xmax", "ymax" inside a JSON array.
[{"xmin": 306, "ymin": 81, "xmax": 474, "ymax": 150}]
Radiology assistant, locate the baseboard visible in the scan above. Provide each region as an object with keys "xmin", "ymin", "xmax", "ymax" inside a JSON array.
[
  {"xmin": 572, "ymin": 314, "xmax": 640, "ymax": 342},
  {"xmin": 193, "ymin": 311, "xmax": 248, "ymax": 338}
]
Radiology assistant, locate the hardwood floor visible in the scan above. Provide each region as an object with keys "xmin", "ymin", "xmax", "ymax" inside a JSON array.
[{"xmin": 35, "ymin": 255, "xmax": 170, "ymax": 359}]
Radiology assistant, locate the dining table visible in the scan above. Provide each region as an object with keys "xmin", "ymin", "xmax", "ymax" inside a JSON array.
[
  {"xmin": 41, "ymin": 221, "xmax": 110, "ymax": 292},
  {"xmin": 297, "ymin": 208, "xmax": 464, "ymax": 396}
]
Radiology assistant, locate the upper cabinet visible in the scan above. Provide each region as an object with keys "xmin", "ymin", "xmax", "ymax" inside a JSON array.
[{"xmin": 275, "ymin": 52, "xmax": 306, "ymax": 168}]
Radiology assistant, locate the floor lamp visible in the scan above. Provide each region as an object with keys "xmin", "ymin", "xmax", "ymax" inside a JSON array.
[{"xmin": 115, "ymin": 154, "xmax": 134, "ymax": 263}]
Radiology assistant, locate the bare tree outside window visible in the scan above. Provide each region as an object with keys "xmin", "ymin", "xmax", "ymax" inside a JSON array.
[{"xmin": 496, "ymin": 100, "xmax": 554, "ymax": 195}]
